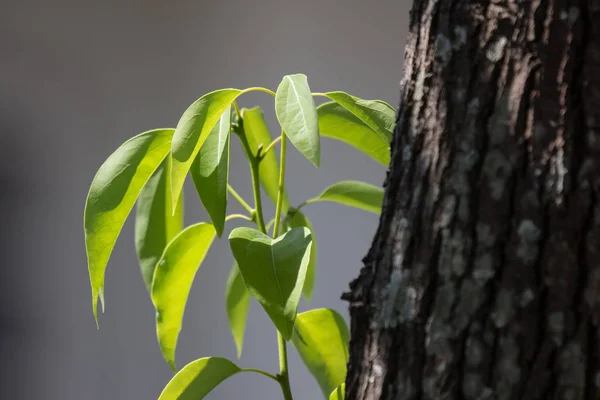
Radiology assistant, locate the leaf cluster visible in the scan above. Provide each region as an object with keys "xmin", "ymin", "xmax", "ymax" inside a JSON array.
[{"xmin": 83, "ymin": 74, "xmax": 394, "ymax": 399}]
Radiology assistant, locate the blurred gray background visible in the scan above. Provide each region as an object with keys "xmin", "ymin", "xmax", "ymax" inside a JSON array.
[{"xmin": 0, "ymin": 1, "xmax": 408, "ymax": 398}]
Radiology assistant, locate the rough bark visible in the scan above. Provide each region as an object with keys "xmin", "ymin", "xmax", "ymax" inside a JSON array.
[{"xmin": 346, "ymin": 1, "xmax": 600, "ymax": 399}]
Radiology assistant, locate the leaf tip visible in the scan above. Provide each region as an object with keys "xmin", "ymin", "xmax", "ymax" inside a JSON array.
[{"xmin": 168, "ymin": 360, "xmax": 177, "ymax": 373}]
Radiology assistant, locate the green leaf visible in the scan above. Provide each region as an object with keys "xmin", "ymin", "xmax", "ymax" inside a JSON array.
[
  {"xmin": 275, "ymin": 74, "xmax": 320, "ymax": 167},
  {"xmin": 288, "ymin": 211, "xmax": 317, "ymax": 301},
  {"xmin": 158, "ymin": 357, "xmax": 241, "ymax": 400},
  {"xmin": 190, "ymin": 106, "xmax": 231, "ymax": 237},
  {"xmin": 84, "ymin": 128, "xmax": 174, "ymax": 323},
  {"xmin": 308, "ymin": 180, "xmax": 384, "ymax": 214},
  {"xmin": 317, "ymin": 102, "xmax": 390, "ymax": 166},
  {"xmin": 151, "ymin": 223, "xmax": 217, "ymax": 370},
  {"xmin": 325, "ymin": 91, "xmax": 395, "ymax": 142},
  {"xmin": 291, "ymin": 308, "xmax": 350, "ymax": 398},
  {"xmin": 242, "ymin": 106, "xmax": 290, "ymax": 212},
  {"xmin": 329, "ymin": 384, "xmax": 346, "ymax": 400},
  {"xmin": 228, "ymin": 227, "xmax": 313, "ymax": 340},
  {"xmin": 135, "ymin": 156, "xmax": 184, "ymax": 293},
  {"xmin": 171, "ymin": 89, "xmax": 243, "ymax": 209},
  {"xmin": 225, "ymin": 262, "xmax": 250, "ymax": 359}
]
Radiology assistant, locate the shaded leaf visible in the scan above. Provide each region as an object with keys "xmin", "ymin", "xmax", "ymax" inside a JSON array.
[
  {"xmin": 228, "ymin": 227, "xmax": 312, "ymax": 340},
  {"xmin": 225, "ymin": 262, "xmax": 250, "ymax": 359},
  {"xmin": 329, "ymin": 384, "xmax": 346, "ymax": 400},
  {"xmin": 275, "ymin": 74, "xmax": 320, "ymax": 167},
  {"xmin": 243, "ymin": 107, "xmax": 290, "ymax": 212},
  {"xmin": 308, "ymin": 180, "xmax": 383, "ymax": 214},
  {"xmin": 317, "ymin": 102, "xmax": 390, "ymax": 166},
  {"xmin": 292, "ymin": 308, "xmax": 349, "ymax": 398},
  {"xmin": 325, "ymin": 91, "xmax": 395, "ymax": 142},
  {"xmin": 171, "ymin": 89, "xmax": 243, "ymax": 209},
  {"xmin": 288, "ymin": 211, "xmax": 317, "ymax": 301},
  {"xmin": 84, "ymin": 128, "xmax": 173, "ymax": 322},
  {"xmin": 135, "ymin": 155, "xmax": 184, "ymax": 293},
  {"xmin": 158, "ymin": 357, "xmax": 241, "ymax": 400},
  {"xmin": 191, "ymin": 106, "xmax": 231, "ymax": 237},
  {"xmin": 152, "ymin": 223, "xmax": 217, "ymax": 370}
]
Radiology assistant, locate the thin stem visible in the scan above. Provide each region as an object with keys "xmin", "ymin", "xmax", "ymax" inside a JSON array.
[
  {"xmin": 241, "ymin": 368, "xmax": 279, "ymax": 382},
  {"xmin": 272, "ymin": 131, "xmax": 293, "ymax": 400},
  {"xmin": 225, "ymin": 213, "xmax": 252, "ymax": 223},
  {"xmin": 265, "ymin": 218, "xmax": 276, "ymax": 233},
  {"xmin": 311, "ymin": 92, "xmax": 329, "ymax": 98},
  {"xmin": 227, "ymin": 184, "xmax": 253, "ymax": 214},
  {"xmin": 277, "ymin": 332, "xmax": 294, "ymax": 400},
  {"xmin": 272, "ymin": 132, "xmax": 287, "ymax": 238},
  {"xmin": 242, "ymin": 86, "xmax": 276, "ymax": 97},
  {"xmin": 260, "ymin": 136, "xmax": 282, "ymax": 160},
  {"xmin": 235, "ymin": 115, "xmax": 293, "ymax": 400},
  {"xmin": 234, "ymin": 120, "xmax": 267, "ymax": 233},
  {"xmin": 250, "ymin": 165, "xmax": 267, "ymax": 233},
  {"xmin": 233, "ymin": 100, "xmax": 242, "ymax": 119}
]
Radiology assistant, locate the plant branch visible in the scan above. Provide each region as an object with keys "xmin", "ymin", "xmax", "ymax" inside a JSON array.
[
  {"xmin": 277, "ymin": 332, "xmax": 294, "ymax": 400},
  {"xmin": 242, "ymin": 86, "xmax": 276, "ymax": 97},
  {"xmin": 241, "ymin": 368, "xmax": 280, "ymax": 382},
  {"xmin": 260, "ymin": 136, "xmax": 282, "ymax": 160},
  {"xmin": 233, "ymin": 115, "xmax": 267, "ymax": 233},
  {"xmin": 272, "ymin": 132, "xmax": 287, "ymax": 238},
  {"xmin": 227, "ymin": 184, "xmax": 253, "ymax": 215},
  {"xmin": 234, "ymin": 104, "xmax": 293, "ymax": 400},
  {"xmin": 233, "ymin": 100, "xmax": 242, "ymax": 119},
  {"xmin": 225, "ymin": 213, "xmax": 252, "ymax": 223}
]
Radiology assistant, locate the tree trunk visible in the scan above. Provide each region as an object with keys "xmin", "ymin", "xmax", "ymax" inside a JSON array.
[{"xmin": 345, "ymin": 1, "xmax": 600, "ymax": 399}]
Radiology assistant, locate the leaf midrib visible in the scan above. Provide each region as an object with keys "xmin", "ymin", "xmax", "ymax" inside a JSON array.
[
  {"xmin": 269, "ymin": 243, "xmax": 285, "ymax": 307},
  {"xmin": 286, "ymin": 76, "xmax": 316, "ymax": 150}
]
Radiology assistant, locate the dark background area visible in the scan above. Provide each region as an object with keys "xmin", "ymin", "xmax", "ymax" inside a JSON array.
[{"xmin": 0, "ymin": 1, "xmax": 408, "ymax": 398}]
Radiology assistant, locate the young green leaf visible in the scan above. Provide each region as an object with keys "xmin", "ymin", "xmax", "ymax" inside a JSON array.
[
  {"xmin": 275, "ymin": 74, "xmax": 320, "ymax": 167},
  {"xmin": 317, "ymin": 102, "xmax": 390, "ymax": 166},
  {"xmin": 291, "ymin": 308, "xmax": 350, "ymax": 398},
  {"xmin": 329, "ymin": 384, "xmax": 346, "ymax": 400},
  {"xmin": 158, "ymin": 357, "xmax": 241, "ymax": 400},
  {"xmin": 225, "ymin": 262, "xmax": 250, "ymax": 359},
  {"xmin": 135, "ymin": 156, "xmax": 184, "ymax": 293},
  {"xmin": 324, "ymin": 91, "xmax": 395, "ymax": 142},
  {"xmin": 84, "ymin": 128, "xmax": 174, "ymax": 323},
  {"xmin": 242, "ymin": 107, "xmax": 290, "ymax": 212},
  {"xmin": 228, "ymin": 227, "xmax": 312, "ymax": 340},
  {"xmin": 151, "ymin": 223, "xmax": 217, "ymax": 370},
  {"xmin": 190, "ymin": 106, "xmax": 231, "ymax": 237},
  {"xmin": 307, "ymin": 180, "xmax": 384, "ymax": 214},
  {"xmin": 288, "ymin": 211, "xmax": 317, "ymax": 301},
  {"xmin": 170, "ymin": 89, "xmax": 243, "ymax": 209}
]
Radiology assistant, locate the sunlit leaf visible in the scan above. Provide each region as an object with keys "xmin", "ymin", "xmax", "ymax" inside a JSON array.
[
  {"xmin": 292, "ymin": 308, "xmax": 350, "ymax": 398},
  {"xmin": 228, "ymin": 227, "xmax": 312, "ymax": 340},
  {"xmin": 84, "ymin": 128, "xmax": 173, "ymax": 323},
  {"xmin": 225, "ymin": 262, "xmax": 250, "ymax": 359},
  {"xmin": 318, "ymin": 102, "xmax": 390, "ymax": 166},
  {"xmin": 329, "ymin": 384, "xmax": 346, "ymax": 400},
  {"xmin": 158, "ymin": 357, "xmax": 241, "ymax": 400},
  {"xmin": 288, "ymin": 211, "xmax": 317, "ymax": 301},
  {"xmin": 135, "ymin": 156, "xmax": 183, "ymax": 293},
  {"xmin": 191, "ymin": 106, "xmax": 231, "ymax": 237},
  {"xmin": 243, "ymin": 106, "xmax": 290, "ymax": 212},
  {"xmin": 307, "ymin": 180, "xmax": 383, "ymax": 214},
  {"xmin": 171, "ymin": 89, "xmax": 243, "ymax": 209},
  {"xmin": 152, "ymin": 223, "xmax": 217, "ymax": 370},
  {"xmin": 325, "ymin": 91, "xmax": 395, "ymax": 142},
  {"xmin": 275, "ymin": 74, "xmax": 320, "ymax": 167}
]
